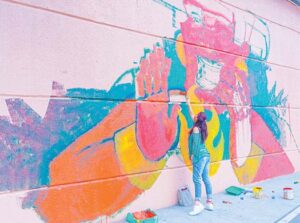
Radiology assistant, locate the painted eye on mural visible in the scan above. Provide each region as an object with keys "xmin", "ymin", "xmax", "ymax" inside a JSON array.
[{"xmin": 196, "ymin": 57, "xmax": 222, "ymax": 90}]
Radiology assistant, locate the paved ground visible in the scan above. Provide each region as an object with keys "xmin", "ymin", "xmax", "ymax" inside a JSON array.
[{"xmin": 155, "ymin": 172, "xmax": 300, "ymax": 223}]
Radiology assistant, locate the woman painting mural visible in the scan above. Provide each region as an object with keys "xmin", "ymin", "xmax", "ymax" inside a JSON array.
[{"xmin": 189, "ymin": 112, "xmax": 213, "ymax": 215}]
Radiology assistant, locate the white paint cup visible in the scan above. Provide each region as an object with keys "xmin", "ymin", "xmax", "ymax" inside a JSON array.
[{"xmin": 283, "ymin": 188, "xmax": 294, "ymax": 200}]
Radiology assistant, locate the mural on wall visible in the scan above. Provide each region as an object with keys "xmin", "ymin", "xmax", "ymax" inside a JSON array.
[{"xmin": 0, "ymin": 0, "xmax": 298, "ymax": 222}]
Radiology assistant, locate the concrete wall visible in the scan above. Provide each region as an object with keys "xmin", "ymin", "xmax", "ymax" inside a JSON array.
[{"xmin": 0, "ymin": 0, "xmax": 300, "ymax": 222}]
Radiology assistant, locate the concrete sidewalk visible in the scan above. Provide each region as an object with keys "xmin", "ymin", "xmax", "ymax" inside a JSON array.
[{"xmin": 155, "ymin": 172, "xmax": 300, "ymax": 223}]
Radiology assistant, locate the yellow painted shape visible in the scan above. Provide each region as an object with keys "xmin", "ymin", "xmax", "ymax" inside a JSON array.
[
  {"xmin": 115, "ymin": 124, "xmax": 167, "ymax": 190},
  {"xmin": 232, "ymin": 143, "xmax": 264, "ymax": 184},
  {"xmin": 235, "ymin": 58, "xmax": 248, "ymax": 73},
  {"xmin": 176, "ymin": 34, "xmax": 186, "ymax": 66}
]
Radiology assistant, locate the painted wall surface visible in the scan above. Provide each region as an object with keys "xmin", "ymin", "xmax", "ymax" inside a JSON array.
[{"xmin": 0, "ymin": 0, "xmax": 300, "ymax": 222}]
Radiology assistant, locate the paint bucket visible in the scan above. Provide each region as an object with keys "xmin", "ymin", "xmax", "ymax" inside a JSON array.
[
  {"xmin": 126, "ymin": 209, "xmax": 158, "ymax": 223},
  {"xmin": 253, "ymin": 186, "xmax": 263, "ymax": 199},
  {"xmin": 283, "ymin": 188, "xmax": 294, "ymax": 200}
]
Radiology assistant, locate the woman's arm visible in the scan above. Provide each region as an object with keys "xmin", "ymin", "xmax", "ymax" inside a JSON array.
[{"xmin": 187, "ymin": 98, "xmax": 195, "ymax": 121}]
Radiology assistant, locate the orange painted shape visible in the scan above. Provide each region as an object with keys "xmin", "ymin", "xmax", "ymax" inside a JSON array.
[
  {"xmin": 35, "ymin": 177, "xmax": 141, "ymax": 223},
  {"xmin": 65, "ymin": 101, "xmax": 136, "ymax": 156},
  {"xmin": 35, "ymin": 141, "xmax": 142, "ymax": 223}
]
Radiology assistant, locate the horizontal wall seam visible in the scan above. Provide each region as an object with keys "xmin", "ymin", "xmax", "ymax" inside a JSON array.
[
  {"xmin": 1, "ymin": 94, "xmax": 300, "ymax": 110},
  {"xmin": 219, "ymin": 0, "xmax": 300, "ymax": 35},
  {"xmin": 0, "ymin": 149, "xmax": 298, "ymax": 196},
  {"xmin": 1, "ymin": 0, "xmax": 300, "ymax": 71}
]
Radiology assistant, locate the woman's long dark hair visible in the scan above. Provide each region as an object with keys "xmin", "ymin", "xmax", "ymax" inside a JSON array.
[{"xmin": 189, "ymin": 112, "xmax": 208, "ymax": 143}]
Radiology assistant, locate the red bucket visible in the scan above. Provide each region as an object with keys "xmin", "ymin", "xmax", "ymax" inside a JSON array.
[
  {"xmin": 126, "ymin": 209, "xmax": 158, "ymax": 223},
  {"xmin": 133, "ymin": 210, "xmax": 156, "ymax": 220}
]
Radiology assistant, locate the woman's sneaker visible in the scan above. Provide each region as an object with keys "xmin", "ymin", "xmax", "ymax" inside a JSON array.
[
  {"xmin": 206, "ymin": 200, "xmax": 214, "ymax": 211},
  {"xmin": 189, "ymin": 203, "xmax": 204, "ymax": 216}
]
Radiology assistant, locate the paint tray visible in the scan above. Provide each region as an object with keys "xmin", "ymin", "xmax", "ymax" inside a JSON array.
[
  {"xmin": 225, "ymin": 186, "xmax": 245, "ymax": 196},
  {"xmin": 126, "ymin": 209, "xmax": 158, "ymax": 223}
]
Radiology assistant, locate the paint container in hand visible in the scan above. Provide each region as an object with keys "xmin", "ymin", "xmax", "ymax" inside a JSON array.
[
  {"xmin": 253, "ymin": 187, "xmax": 263, "ymax": 199},
  {"xmin": 283, "ymin": 188, "xmax": 294, "ymax": 200}
]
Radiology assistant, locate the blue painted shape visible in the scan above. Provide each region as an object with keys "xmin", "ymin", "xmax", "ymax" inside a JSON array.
[{"xmin": 163, "ymin": 35, "xmax": 186, "ymax": 92}]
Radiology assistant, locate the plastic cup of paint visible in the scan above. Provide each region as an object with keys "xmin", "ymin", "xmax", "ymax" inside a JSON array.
[
  {"xmin": 283, "ymin": 188, "xmax": 294, "ymax": 200},
  {"xmin": 253, "ymin": 187, "xmax": 263, "ymax": 199}
]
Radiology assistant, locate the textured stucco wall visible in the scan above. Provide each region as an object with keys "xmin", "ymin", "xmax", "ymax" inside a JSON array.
[{"xmin": 0, "ymin": 0, "xmax": 300, "ymax": 222}]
